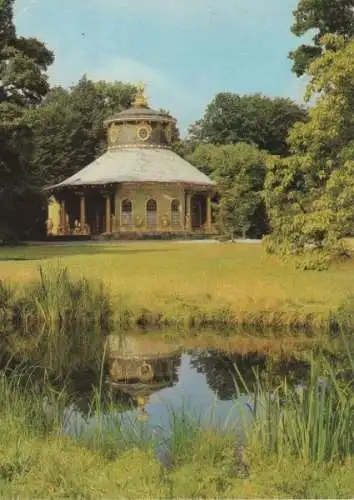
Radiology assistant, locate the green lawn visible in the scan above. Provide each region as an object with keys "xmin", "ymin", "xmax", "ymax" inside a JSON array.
[{"xmin": 0, "ymin": 241, "xmax": 353, "ymax": 326}]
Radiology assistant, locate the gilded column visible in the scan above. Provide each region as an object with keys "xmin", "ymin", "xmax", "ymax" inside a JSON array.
[
  {"xmin": 105, "ymin": 194, "xmax": 111, "ymax": 233},
  {"xmin": 60, "ymin": 199, "xmax": 66, "ymax": 234},
  {"xmin": 47, "ymin": 196, "xmax": 60, "ymax": 235},
  {"xmin": 207, "ymin": 193, "xmax": 212, "ymax": 234},
  {"xmin": 179, "ymin": 191, "xmax": 185, "ymax": 232},
  {"xmin": 80, "ymin": 193, "xmax": 86, "ymax": 233},
  {"xmin": 113, "ymin": 189, "xmax": 120, "ymax": 233},
  {"xmin": 185, "ymin": 191, "xmax": 192, "ymax": 232}
]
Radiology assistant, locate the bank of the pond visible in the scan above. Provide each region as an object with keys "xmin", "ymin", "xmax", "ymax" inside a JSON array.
[
  {"xmin": 0, "ymin": 267, "xmax": 347, "ymax": 338},
  {"xmin": 0, "ymin": 348, "xmax": 352, "ymax": 499},
  {"xmin": 1, "ymin": 241, "xmax": 354, "ymax": 331},
  {"xmin": 1, "ymin": 264, "xmax": 353, "ymax": 379}
]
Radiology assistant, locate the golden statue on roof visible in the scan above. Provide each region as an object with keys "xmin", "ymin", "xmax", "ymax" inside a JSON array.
[
  {"xmin": 137, "ymin": 81, "xmax": 146, "ymax": 95},
  {"xmin": 134, "ymin": 80, "xmax": 148, "ymax": 107}
]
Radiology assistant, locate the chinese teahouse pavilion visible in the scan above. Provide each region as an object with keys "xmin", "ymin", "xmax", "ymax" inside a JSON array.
[{"xmin": 45, "ymin": 83, "xmax": 214, "ymax": 239}]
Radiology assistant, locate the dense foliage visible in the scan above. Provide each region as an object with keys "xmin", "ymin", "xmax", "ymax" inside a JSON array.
[
  {"xmin": 289, "ymin": 0, "xmax": 354, "ymax": 76},
  {"xmin": 187, "ymin": 93, "xmax": 307, "ymax": 156},
  {"xmin": 0, "ymin": 0, "xmax": 53, "ymax": 240},
  {"xmin": 188, "ymin": 143, "xmax": 267, "ymax": 238},
  {"xmin": 186, "ymin": 93, "xmax": 305, "ymax": 239},
  {"xmin": 264, "ymin": 36, "xmax": 354, "ymax": 270}
]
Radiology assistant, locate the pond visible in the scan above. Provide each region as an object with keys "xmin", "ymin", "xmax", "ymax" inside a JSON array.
[{"xmin": 62, "ymin": 333, "xmax": 311, "ymax": 446}]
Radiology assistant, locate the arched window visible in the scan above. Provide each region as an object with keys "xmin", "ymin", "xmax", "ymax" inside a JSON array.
[
  {"xmin": 146, "ymin": 199, "xmax": 157, "ymax": 228},
  {"xmin": 171, "ymin": 199, "xmax": 180, "ymax": 227},
  {"xmin": 121, "ymin": 199, "xmax": 133, "ymax": 227}
]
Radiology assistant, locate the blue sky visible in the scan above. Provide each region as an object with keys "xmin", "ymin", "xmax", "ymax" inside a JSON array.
[{"xmin": 14, "ymin": 0, "xmax": 308, "ymax": 134}]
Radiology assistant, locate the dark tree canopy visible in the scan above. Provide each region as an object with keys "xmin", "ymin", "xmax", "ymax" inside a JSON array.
[
  {"xmin": 0, "ymin": 0, "xmax": 53, "ymax": 106},
  {"xmin": 0, "ymin": 0, "xmax": 54, "ymax": 241},
  {"xmin": 289, "ymin": 0, "xmax": 354, "ymax": 76},
  {"xmin": 188, "ymin": 93, "xmax": 307, "ymax": 156},
  {"xmin": 188, "ymin": 143, "xmax": 268, "ymax": 238}
]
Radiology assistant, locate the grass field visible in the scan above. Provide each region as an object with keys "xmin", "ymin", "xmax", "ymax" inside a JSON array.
[{"xmin": 0, "ymin": 241, "xmax": 354, "ymax": 328}]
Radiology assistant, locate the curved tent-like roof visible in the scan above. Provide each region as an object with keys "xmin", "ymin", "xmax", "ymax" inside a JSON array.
[
  {"xmin": 48, "ymin": 147, "xmax": 214, "ymax": 189},
  {"xmin": 104, "ymin": 106, "xmax": 177, "ymax": 126}
]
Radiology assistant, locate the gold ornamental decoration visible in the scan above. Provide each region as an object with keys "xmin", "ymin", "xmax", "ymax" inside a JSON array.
[
  {"xmin": 137, "ymin": 122, "xmax": 152, "ymax": 142},
  {"xmin": 135, "ymin": 215, "xmax": 144, "ymax": 228},
  {"xmin": 122, "ymin": 214, "xmax": 131, "ymax": 226},
  {"xmin": 161, "ymin": 214, "xmax": 170, "ymax": 228},
  {"xmin": 137, "ymin": 362, "xmax": 154, "ymax": 382}
]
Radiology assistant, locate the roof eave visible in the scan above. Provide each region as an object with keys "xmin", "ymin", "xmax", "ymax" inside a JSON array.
[
  {"xmin": 44, "ymin": 179, "xmax": 215, "ymax": 191},
  {"xmin": 103, "ymin": 114, "xmax": 176, "ymax": 128}
]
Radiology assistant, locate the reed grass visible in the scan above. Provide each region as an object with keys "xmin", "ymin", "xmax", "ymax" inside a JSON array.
[
  {"xmin": 0, "ymin": 365, "xmax": 67, "ymax": 435},
  {"xmin": 234, "ymin": 334, "xmax": 354, "ymax": 465},
  {"xmin": 1, "ymin": 265, "xmax": 113, "ymax": 379}
]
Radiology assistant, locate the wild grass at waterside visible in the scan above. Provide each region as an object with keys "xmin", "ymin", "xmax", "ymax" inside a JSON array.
[
  {"xmin": 0, "ymin": 265, "xmax": 112, "ymax": 378},
  {"xmin": 0, "ymin": 368, "xmax": 67, "ymax": 436},
  {"xmin": 20, "ymin": 265, "xmax": 111, "ymax": 333},
  {"xmin": 236, "ymin": 337, "xmax": 354, "ymax": 465}
]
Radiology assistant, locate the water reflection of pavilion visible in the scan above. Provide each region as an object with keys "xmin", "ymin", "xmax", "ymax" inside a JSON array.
[{"xmin": 107, "ymin": 335, "xmax": 182, "ymax": 419}]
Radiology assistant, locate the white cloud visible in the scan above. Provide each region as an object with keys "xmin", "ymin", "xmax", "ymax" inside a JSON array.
[
  {"xmin": 88, "ymin": 57, "xmax": 172, "ymax": 95},
  {"xmin": 58, "ymin": 55, "xmax": 201, "ymax": 134}
]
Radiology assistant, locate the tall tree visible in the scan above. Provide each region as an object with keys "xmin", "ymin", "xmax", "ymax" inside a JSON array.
[
  {"xmin": 94, "ymin": 80, "xmax": 137, "ymax": 116},
  {"xmin": 289, "ymin": 0, "xmax": 354, "ymax": 76},
  {"xmin": 0, "ymin": 0, "xmax": 53, "ymax": 106},
  {"xmin": 189, "ymin": 93, "xmax": 307, "ymax": 156},
  {"xmin": 0, "ymin": 0, "xmax": 53, "ymax": 241},
  {"xmin": 264, "ymin": 35, "xmax": 354, "ymax": 270},
  {"xmin": 188, "ymin": 143, "xmax": 267, "ymax": 238}
]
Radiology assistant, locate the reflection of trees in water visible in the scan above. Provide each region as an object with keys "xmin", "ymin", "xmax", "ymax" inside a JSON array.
[
  {"xmin": 190, "ymin": 351, "xmax": 267, "ymax": 400},
  {"xmin": 190, "ymin": 351, "xmax": 311, "ymax": 400}
]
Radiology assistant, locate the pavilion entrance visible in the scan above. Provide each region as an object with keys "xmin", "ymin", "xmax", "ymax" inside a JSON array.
[
  {"xmin": 64, "ymin": 191, "xmax": 80, "ymax": 231},
  {"xmin": 85, "ymin": 192, "xmax": 103, "ymax": 235},
  {"xmin": 146, "ymin": 199, "xmax": 157, "ymax": 230},
  {"xmin": 191, "ymin": 194, "xmax": 207, "ymax": 230}
]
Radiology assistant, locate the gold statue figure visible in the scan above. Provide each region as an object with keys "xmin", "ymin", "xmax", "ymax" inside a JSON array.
[
  {"xmin": 137, "ymin": 80, "xmax": 146, "ymax": 96},
  {"xmin": 134, "ymin": 81, "xmax": 148, "ymax": 107}
]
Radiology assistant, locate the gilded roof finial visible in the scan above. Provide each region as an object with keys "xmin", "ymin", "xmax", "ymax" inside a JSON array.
[{"xmin": 134, "ymin": 81, "xmax": 148, "ymax": 107}]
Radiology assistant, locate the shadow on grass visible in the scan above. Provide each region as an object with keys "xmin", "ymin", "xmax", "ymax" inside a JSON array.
[{"xmin": 0, "ymin": 245, "xmax": 178, "ymax": 262}]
